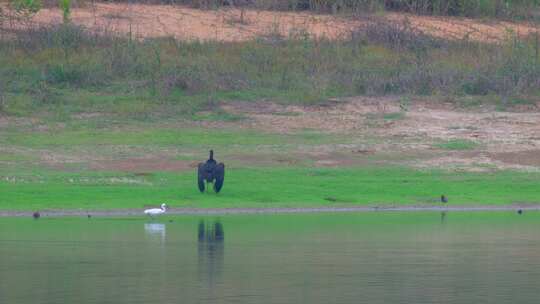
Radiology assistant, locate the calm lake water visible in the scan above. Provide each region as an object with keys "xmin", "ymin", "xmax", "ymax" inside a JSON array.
[{"xmin": 0, "ymin": 212, "xmax": 539, "ymax": 304}]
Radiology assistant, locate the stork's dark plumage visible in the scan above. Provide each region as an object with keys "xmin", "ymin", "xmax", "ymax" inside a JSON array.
[
  {"xmin": 441, "ymin": 195, "xmax": 448, "ymax": 203},
  {"xmin": 32, "ymin": 211, "xmax": 40, "ymax": 219},
  {"xmin": 198, "ymin": 150, "xmax": 225, "ymax": 193}
]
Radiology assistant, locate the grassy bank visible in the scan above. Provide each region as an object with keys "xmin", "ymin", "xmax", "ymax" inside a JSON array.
[
  {"xmin": 1, "ymin": 166, "xmax": 539, "ymax": 210},
  {"xmin": 2, "ymin": 112, "xmax": 538, "ymax": 211},
  {"xmin": 1, "ymin": 21, "xmax": 539, "ymax": 119},
  {"xmin": 2, "ymin": 7, "xmax": 540, "ymax": 212}
]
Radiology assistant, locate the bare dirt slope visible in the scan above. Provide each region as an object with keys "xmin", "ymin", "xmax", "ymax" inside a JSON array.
[
  {"xmin": 223, "ymin": 97, "xmax": 540, "ymax": 171},
  {"xmin": 8, "ymin": 2, "xmax": 538, "ymax": 42}
]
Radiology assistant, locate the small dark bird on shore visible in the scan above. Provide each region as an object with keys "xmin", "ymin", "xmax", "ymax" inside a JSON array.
[
  {"xmin": 87, "ymin": 214, "xmax": 92, "ymax": 219},
  {"xmin": 32, "ymin": 211, "xmax": 40, "ymax": 219},
  {"xmin": 441, "ymin": 195, "xmax": 448, "ymax": 203},
  {"xmin": 517, "ymin": 209, "xmax": 523, "ymax": 215}
]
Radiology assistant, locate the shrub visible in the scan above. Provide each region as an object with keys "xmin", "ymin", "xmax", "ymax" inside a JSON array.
[{"xmin": 0, "ymin": 20, "xmax": 539, "ymax": 115}]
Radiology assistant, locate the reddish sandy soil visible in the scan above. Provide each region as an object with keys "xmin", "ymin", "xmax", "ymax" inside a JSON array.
[{"xmin": 2, "ymin": 2, "xmax": 538, "ymax": 42}]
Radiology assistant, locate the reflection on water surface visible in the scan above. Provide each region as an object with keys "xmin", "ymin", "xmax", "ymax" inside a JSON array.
[
  {"xmin": 198, "ymin": 220, "xmax": 225, "ymax": 292},
  {"xmin": 0, "ymin": 212, "xmax": 539, "ymax": 304},
  {"xmin": 144, "ymin": 223, "xmax": 166, "ymax": 243}
]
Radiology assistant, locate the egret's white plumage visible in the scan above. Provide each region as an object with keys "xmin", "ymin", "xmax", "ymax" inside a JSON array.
[{"xmin": 144, "ymin": 203, "xmax": 167, "ymax": 217}]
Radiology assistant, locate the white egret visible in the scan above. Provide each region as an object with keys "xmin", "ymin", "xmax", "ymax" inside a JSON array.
[{"xmin": 144, "ymin": 203, "xmax": 167, "ymax": 217}]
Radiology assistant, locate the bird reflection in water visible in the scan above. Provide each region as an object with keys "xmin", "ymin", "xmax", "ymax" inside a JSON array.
[
  {"xmin": 198, "ymin": 219, "xmax": 225, "ymax": 289},
  {"xmin": 440, "ymin": 211, "xmax": 447, "ymax": 224},
  {"xmin": 144, "ymin": 223, "xmax": 166, "ymax": 244}
]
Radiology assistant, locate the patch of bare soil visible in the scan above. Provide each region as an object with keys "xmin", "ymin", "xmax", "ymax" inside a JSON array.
[
  {"xmin": 25, "ymin": 3, "xmax": 355, "ymax": 41},
  {"xmin": 227, "ymin": 153, "xmax": 301, "ymax": 167},
  {"xmin": 223, "ymin": 96, "xmax": 540, "ymax": 171},
  {"xmin": 310, "ymin": 151, "xmax": 381, "ymax": 167},
  {"xmin": 90, "ymin": 158, "xmax": 196, "ymax": 172},
  {"xmin": 226, "ymin": 151, "xmax": 377, "ymax": 168},
  {"xmin": 222, "ymin": 97, "xmax": 402, "ymax": 133},
  {"xmin": 71, "ymin": 112, "xmax": 104, "ymax": 120},
  {"xmin": 6, "ymin": 3, "xmax": 537, "ymax": 43},
  {"xmin": 385, "ymin": 13, "xmax": 538, "ymax": 43},
  {"xmin": 0, "ymin": 116, "xmax": 8, "ymax": 128},
  {"xmin": 0, "ymin": 116, "xmax": 41, "ymax": 129},
  {"xmin": 395, "ymin": 107, "xmax": 540, "ymax": 153},
  {"xmin": 489, "ymin": 150, "xmax": 540, "ymax": 167}
]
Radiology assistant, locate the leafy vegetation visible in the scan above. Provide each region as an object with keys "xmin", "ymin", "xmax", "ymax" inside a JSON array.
[
  {"xmin": 1, "ymin": 20, "xmax": 539, "ymax": 119},
  {"xmin": 59, "ymin": 0, "xmax": 71, "ymax": 23}
]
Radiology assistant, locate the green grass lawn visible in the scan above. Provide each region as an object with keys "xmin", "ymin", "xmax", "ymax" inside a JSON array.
[
  {"xmin": 1, "ymin": 112, "xmax": 538, "ymax": 211},
  {"xmin": 434, "ymin": 139, "xmax": 478, "ymax": 150},
  {"xmin": 1, "ymin": 166, "xmax": 539, "ymax": 210},
  {"xmin": 2, "ymin": 126, "xmax": 344, "ymax": 147}
]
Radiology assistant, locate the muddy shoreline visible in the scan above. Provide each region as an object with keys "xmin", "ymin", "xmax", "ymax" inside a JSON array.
[{"xmin": 1, "ymin": 206, "xmax": 539, "ymax": 217}]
